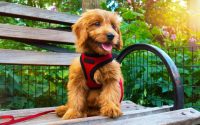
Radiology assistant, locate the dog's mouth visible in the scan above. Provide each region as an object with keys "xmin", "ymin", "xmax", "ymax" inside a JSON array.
[{"xmin": 101, "ymin": 43, "xmax": 113, "ymax": 51}]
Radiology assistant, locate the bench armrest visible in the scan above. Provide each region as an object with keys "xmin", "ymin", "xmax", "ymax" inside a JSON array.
[{"xmin": 116, "ymin": 43, "xmax": 184, "ymax": 110}]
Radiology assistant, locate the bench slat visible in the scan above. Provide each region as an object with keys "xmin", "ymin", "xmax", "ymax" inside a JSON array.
[
  {"xmin": 0, "ymin": 2, "xmax": 79, "ymax": 25},
  {"xmin": 0, "ymin": 49, "xmax": 79, "ymax": 66},
  {"xmin": 0, "ymin": 24, "xmax": 75, "ymax": 44},
  {"xmin": 0, "ymin": 101, "xmax": 156, "ymax": 125},
  {"xmin": 47, "ymin": 106, "xmax": 171, "ymax": 125},
  {"xmin": 0, "ymin": 101, "xmax": 144, "ymax": 116},
  {"xmin": 104, "ymin": 108, "xmax": 200, "ymax": 125}
]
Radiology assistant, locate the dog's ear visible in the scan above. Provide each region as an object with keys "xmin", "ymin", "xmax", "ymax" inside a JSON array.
[
  {"xmin": 72, "ymin": 19, "xmax": 88, "ymax": 52},
  {"xmin": 115, "ymin": 25, "xmax": 123, "ymax": 50}
]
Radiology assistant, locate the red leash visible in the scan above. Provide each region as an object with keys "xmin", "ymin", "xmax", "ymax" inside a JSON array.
[{"xmin": 0, "ymin": 110, "xmax": 55, "ymax": 125}]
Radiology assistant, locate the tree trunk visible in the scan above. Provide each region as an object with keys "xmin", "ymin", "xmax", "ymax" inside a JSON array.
[{"xmin": 82, "ymin": 0, "xmax": 106, "ymax": 12}]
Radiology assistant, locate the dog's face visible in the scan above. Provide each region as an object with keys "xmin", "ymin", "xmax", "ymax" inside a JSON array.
[{"xmin": 72, "ymin": 9, "xmax": 123, "ymax": 55}]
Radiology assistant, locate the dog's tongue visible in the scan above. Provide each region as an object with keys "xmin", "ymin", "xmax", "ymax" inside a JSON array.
[{"xmin": 101, "ymin": 43, "xmax": 112, "ymax": 51}]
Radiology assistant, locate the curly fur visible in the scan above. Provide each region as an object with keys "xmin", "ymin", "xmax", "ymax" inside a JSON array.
[{"xmin": 55, "ymin": 9, "xmax": 124, "ymax": 120}]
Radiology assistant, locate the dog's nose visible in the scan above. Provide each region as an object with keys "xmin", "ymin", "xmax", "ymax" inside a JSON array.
[{"xmin": 107, "ymin": 33, "xmax": 115, "ymax": 40}]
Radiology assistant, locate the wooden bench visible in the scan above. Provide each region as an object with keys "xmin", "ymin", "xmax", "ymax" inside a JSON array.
[{"xmin": 0, "ymin": 2, "xmax": 199, "ymax": 125}]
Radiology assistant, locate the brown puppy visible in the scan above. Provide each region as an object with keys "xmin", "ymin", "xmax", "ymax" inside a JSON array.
[{"xmin": 56, "ymin": 9, "xmax": 123, "ymax": 120}]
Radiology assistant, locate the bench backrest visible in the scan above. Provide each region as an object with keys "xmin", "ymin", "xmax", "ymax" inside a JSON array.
[{"xmin": 0, "ymin": 1, "xmax": 80, "ymax": 66}]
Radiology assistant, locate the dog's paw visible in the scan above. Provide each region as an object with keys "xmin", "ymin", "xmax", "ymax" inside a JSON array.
[
  {"xmin": 55, "ymin": 105, "xmax": 68, "ymax": 117},
  {"xmin": 62, "ymin": 109, "xmax": 86, "ymax": 120},
  {"xmin": 100, "ymin": 104, "xmax": 122, "ymax": 118}
]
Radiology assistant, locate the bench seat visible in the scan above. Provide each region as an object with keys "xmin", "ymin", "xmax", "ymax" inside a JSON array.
[{"xmin": 0, "ymin": 101, "xmax": 199, "ymax": 125}]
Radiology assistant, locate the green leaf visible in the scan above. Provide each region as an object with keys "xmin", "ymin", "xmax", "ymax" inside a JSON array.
[
  {"xmin": 184, "ymin": 87, "xmax": 192, "ymax": 97},
  {"xmin": 122, "ymin": 10, "xmax": 136, "ymax": 21},
  {"xmin": 151, "ymin": 26, "xmax": 162, "ymax": 35}
]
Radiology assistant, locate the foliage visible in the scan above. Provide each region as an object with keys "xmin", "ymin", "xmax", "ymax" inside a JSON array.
[
  {"xmin": 61, "ymin": 0, "xmax": 82, "ymax": 15},
  {"xmin": 0, "ymin": 65, "xmax": 68, "ymax": 109},
  {"xmin": 3, "ymin": 0, "xmax": 81, "ymax": 14},
  {"xmin": 121, "ymin": 53, "xmax": 174, "ymax": 106},
  {"xmin": 116, "ymin": 0, "xmax": 200, "ymax": 109},
  {"xmin": 119, "ymin": 7, "xmax": 155, "ymax": 46},
  {"xmin": 121, "ymin": 47, "xmax": 200, "ymax": 109},
  {"xmin": 145, "ymin": 0, "xmax": 188, "ymax": 29}
]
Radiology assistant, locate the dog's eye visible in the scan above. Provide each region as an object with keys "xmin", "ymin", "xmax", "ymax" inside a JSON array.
[
  {"xmin": 112, "ymin": 24, "xmax": 116, "ymax": 29},
  {"xmin": 94, "ymin": 22, "xmax": 100, "ymax": 26}
]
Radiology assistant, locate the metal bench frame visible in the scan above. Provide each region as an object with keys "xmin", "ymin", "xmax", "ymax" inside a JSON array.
[{"xmin": 117, "ymin": 44, "xmax": 184, "ymax": 110}]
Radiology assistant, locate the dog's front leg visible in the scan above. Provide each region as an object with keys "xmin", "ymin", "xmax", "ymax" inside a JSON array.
[
  {"xmin": 62, "ymin": 79, "xmax": 87, "ymax": 120},
  {"xmin": 99, "ymin": 80, "xmax": 123, "ymax": 118}
]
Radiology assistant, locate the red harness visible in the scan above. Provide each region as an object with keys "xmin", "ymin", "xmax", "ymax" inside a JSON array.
[{"xmin": 80, "ymin": 53, "xmax": 124, "ymax": 102}]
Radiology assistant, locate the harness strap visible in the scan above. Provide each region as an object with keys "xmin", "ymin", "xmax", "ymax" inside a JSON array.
[
  {"xmin": 0, "ymin": 110, "xmax": 55, "ymax": 125},
  {"xmin": 80, "ymin": 53, "xmax": 124, "ymax": 102},
  {"xmin": 80, "ymin": 53, "xmax": 113, "ymax": 89}
]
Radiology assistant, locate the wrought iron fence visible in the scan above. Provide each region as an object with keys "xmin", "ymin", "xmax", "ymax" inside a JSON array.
[
  {"xmin": 0, "ymin": 46, "xmax": 199, "ymax": 111},
  {"xmin": 0, "ymin": 65, "xmax": 68, "ymax": 110}
]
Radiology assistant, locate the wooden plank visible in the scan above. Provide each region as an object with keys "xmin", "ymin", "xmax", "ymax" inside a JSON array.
[
  {"xmin": 1, "ymin": 107, "xmax": 199, "ymax": 125},
  {"xmin": 0, "ymin": 101, "xmax": 143, "ymax": 117},
  {"xmin": 0, "ymin": 49, "xmax": 79, "ymax": 65},
  {"xmin": 44, "ymin": 106, "xmax": 172, "ymax": 125},
  {"xmin": 0, "ymin": 24, "xmax": 75, "ymax": 44},
  {"xmin": 121, "ymin": 100, "xmax": 146, "ymax": 111},
  {"xmin": 21, "ymin": 41, "xmax": 74, "ymax": 53},
  {"xmin": 0, "ymin": 101, "xmax": 146, "ymax": 125},
  {"xmin": 0, "ymin": 101, "xmax": 146, "ymax": 124},
  {"xmin": 0, "ymin": 2, "xmax": 80, "ymax": 25},
  {"xmin": 103, "ymin": 108, "xmax": 200, "ymax": 125}
]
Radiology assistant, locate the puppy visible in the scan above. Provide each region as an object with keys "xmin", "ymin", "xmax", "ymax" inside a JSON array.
[{"xmin": 56, "ymin": 9, "xmax": 124, "ymax": 120}]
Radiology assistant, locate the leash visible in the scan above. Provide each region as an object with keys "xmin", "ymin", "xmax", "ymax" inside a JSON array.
[{"xmin": 0, "ymin": 110, "xmax": 55, "ymax": 125}]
